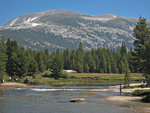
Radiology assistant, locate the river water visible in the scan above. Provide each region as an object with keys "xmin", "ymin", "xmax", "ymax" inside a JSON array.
[{"xmin": 0, "ymin": 86, "xmax": 146, "ymax": 113}]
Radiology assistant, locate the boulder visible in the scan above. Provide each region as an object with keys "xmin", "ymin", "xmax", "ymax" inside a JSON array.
[
  {"xmin": 24, "ymin": 78, "xmax": 30, "ymax": 85},
  {"xmin": 70, "ymin": 98, "xmax": 86, "ymax": 102}
]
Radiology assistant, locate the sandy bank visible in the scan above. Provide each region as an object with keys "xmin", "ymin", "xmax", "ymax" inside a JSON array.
[
  {"xmin": 88, "ymin": 83, "xmax": 149, "ymax": 103},
  {"xmin": 0, "ymin": 82, "xmax": 30, "ymax": 89},
  {"xmin": 105, "ymin": 96, "xmax": 143, "ymax": 102},
  {"xmin": 88, "ymin": 83, "xmax": 150, "ymax": 93}
]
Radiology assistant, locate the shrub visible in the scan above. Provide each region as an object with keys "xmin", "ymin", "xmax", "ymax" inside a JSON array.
[
  {"xmin": 132, "ymin": 90, "xmax": 150, "ymax": 96},
  {"xmin": 142, "ymin": 94, "xmax": 150, "ymax": 103},
  {"xmin": 61, "ymin": 71, "xmax": 69, "ymax": 79},
  {"xmin": 60, "ymin": 71, "xmax": 78, "ymax": 79},
  {"xmin": 32, "ymin": 75, "xmax": 36, "ymax": 79},
  {"xmin": 42, "ymin": 70, "xmax": 52, "ymax": 77},
  {"xmin": 32, "ymin": 80, "xmax": 41, "ymax": 85},
  {"xmin": 70, "ymin": 75, "xmax": 77, "ymax": 79},
  {"xmin": 46, "ymin": 70, "xmax": 77, "ymax": 79}
]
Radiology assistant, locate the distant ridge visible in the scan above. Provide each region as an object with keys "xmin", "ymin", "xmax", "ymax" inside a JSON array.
[{"xmin": 0, "ymin": 9, "xmax": 150, "ymax": 51}]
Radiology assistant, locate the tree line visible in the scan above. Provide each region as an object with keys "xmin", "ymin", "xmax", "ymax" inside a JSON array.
[
  {"xmin": 63, "ymin": 42, "xmax": 131, "ymax": 74},
  {"xmin": 0, "ymin": 17, "xmax": 150, "ymax": 84},
  {"xmin": 0, "ymin": 38, "xmax": 131, "ymax": 78}
]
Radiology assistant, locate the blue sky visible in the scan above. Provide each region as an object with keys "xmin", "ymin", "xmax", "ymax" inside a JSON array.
[{"xmin": 0, "ymin": 0, "xmax": 150, "ymax": 26}]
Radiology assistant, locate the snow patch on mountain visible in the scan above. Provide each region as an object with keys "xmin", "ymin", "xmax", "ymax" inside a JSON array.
[
  {"xmin": 24, "ymin": 17, "xmax": 38, "ymax": 24},
  {"xmin": 31, "ymin": 23, "xmax": 42, "ymax": 27},
  {"xmin": 10, "ymin": 17, "xmax": 19, "ymax": 26}
]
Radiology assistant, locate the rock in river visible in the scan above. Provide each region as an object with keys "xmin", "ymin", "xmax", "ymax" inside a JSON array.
[{"xmin": 70, "ymin": 98, "xmax": 86, "ymax": 102}]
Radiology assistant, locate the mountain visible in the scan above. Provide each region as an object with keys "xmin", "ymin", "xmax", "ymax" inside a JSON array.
[{"xmin": 0, "ymin": 9, "xmax": 149, "ymax": 51}]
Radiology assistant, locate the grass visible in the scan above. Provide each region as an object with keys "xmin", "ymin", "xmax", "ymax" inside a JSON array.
[
  {"xmin": 131, "ymin": 89, "xmax": 150, "ymax": 103},
  {"xmin": 132, "ymin": 89, "xmax": 150, "ymax": 96},
  {"xmin": 3, "ymin": 73, "xmax": 144, "ymax": 86},
  {"xmin": 73, "ymin": 73, "xmax": 143, "ymax": 82},
  {"xmin": 123, "ymin": 85, "xmax": 142, "ymax": 89}
]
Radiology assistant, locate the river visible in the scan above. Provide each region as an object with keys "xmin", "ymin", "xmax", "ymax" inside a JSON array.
[{"xmin": 0, "ymin": 86, "xmax": 147, "ymax": 113}]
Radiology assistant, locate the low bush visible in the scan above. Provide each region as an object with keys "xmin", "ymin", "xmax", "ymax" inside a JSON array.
[
  {"xmin": 60, "ymin": 71, "xmax": 78, "ymax": 79},
  {"xmin": 32, "ymin": 80, "xmax": 41, "ymax": 85},
  {"xmin": 60, "ymin": 71, "xmax": 69, "ymax": 79},
  {"xmin": 42, "ymin": 70, "xmax": 52, "ymax": 77},
  {"xmin": 32, "ymin": 75, "xmax": 36, "ymax": 79},
  {"xmin": 142, "ymin": 94, "xmax": 150, "ymax": 103},
  {"xmin": 132, "ymin": 89, "xmax": 150, "ymax": 96},
  {"xmin": 70, "ymin": 75, "xmax": 77, "ymax": 79},
  {"xmin": 42, "ymin": 70, "xmax": 77, "ymax": 79}
]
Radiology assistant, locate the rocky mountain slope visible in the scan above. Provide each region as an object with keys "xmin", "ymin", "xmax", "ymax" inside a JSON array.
[{"xmin": 0, "ymin": 9, "xmax": 149, "ymax": 51}]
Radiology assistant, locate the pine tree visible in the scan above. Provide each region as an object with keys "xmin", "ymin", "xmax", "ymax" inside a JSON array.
[
  {"xmin": 28, "ymin": 59, "xmax": 38, "ymax": 75},
  {"xmin": 8, "ymin": 46, "xmax": 28, "ymax": 77},
  {"xmin": 76, "ymin": 62, "xmax": 83, "ymax": 73},
  {"xmin": 6, "ymin": 39, "xmax": 19, "ymax": 76},
  {"xmin": 95, "ymin": 48, "xmax": 101, "ymax": 73},
  {"xmin": 123, "ymin": 55, "xmax": 130, "ymax": 86},
  {"xmin": 50, "ymin": 49, "xmax": 63, "ymax": 79},
  {"xmin": 100, "ymin": 49, "xmax": 107, "ymax": 73},
  {"xmin": 27, "ymin": 50, "xmax": 38, "ymax": 75},
  {"xmin": 36, "ymin": 52, "xmax": 45, "ymax": 73},
  {"xmin": 0, "ymin": 38, "xmax": 7, "ymax": 83},
  {"xmin": 70, "ymin": 50, "xmax": 76, "ymax": 70},
  {"xmin": 43, "ymin": 49, "xmax": 49, "ymax": 70},
  {"xmin": 86, "ymin": 52, "xmax": 96, "ymax": 73},
  {"xmin": 109, "ymin": 51, "xmax": 118, "ymax": 73},
  {"xmin": 84, "ymin": 63, "xmax": 89, "ymax": 73},
  {"xmin": 75, "ymin": 42, "xmax": 84, "ymax": 72},
  {"xmin": 78, "ymin": 42, "xmax": 84, "ymax": 53},
  {"xmin": 128, "ymin": 49, "xmax": 135, "ymax": 73},
  {"xmin": 63, "ymin": 48, "xmax": 71, "ymax": 69},
  {"xmin": 132, "ymin": 17, "xmax": 150, "ymax": 84},
  {"xmin": 105, "ymin": 50, "xmax": 111, "ymax": 73},
  {"xmin": 16, "ymin": 47, "xmax": 28, "ymax": 77},
  {"xmin": 116, "ymin": 48, "xmax": 122, "ymax": 73},
  {"xmin": 120, "ymin": 42, "xmax": 127, "ymax": 56}
]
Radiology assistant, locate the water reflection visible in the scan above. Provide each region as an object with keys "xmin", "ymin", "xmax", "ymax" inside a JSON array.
[{"xmin": 0, "ymin": 90, "xmax": 4, "ymax": 113}]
